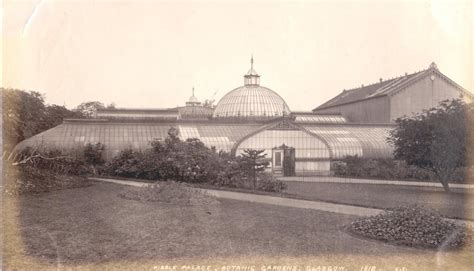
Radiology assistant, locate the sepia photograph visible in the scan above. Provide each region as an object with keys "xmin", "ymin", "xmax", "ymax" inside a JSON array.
[{"xmin": 1, "ymin": 0, "xmax": 473, "ymax": 270}]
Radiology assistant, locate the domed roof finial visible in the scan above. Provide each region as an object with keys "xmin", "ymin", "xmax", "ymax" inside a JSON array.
[
  {"xmin": 186, "ymin": 86, "xmax": 200, "ymax": 106},
  {"xmin": 244, "ymin": 55, "xmax": 260, "ymax": 85}
]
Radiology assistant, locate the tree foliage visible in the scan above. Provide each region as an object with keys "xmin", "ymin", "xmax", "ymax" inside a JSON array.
[
  {"xmin": 103, "ymin": 128, "xmax": 284, "ymax": 192},
  {"xmin": 104, "ymin": 127, "xmax": 220, "ymax": 182},
  {"xmin": 2, "ymin": 88, "xmax": 83, "ymax": 152},
  {"xmin": 73, "ymin": 101, "xmax": 105, "ymax": 118},
  {"xmin": 239, "ymin": 149, "xmax": 270, "ymax": 188},
  {"xmin": 387, "ymin": 99, "xmax": 472, "ymax": 192},
  {"xmin": 45, "ymin": 104, "xmax": 83, "ymax": 127},
  {"xmin": 83, "ymin": 143, "xmax": 106, "ymax": 165}
]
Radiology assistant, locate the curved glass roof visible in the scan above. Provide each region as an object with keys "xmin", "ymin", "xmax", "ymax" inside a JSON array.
[
  {"xmin": 188, "ymin": 95, "xmax": 199, "ymax": 103},
  {"xmin": 178, "ymin": 105, "xmax": 213, "ymax": 120},
  {"xmin": 14, "ymin": 121, "xmax": 262, "ymax": 159},
  {"xmin": 303, "ymin": 125, "xmax": 394, "ymax": 159},
  {"xmin": 14, "ymin": 120, "xmax": 393, "ymax": 161},
  {"xmin": 213, "ymin": 57, "xmax": 291, "ymax": 120},
  {"xmin": 213, "ymin": 85, "xmax": 291, "ymax": 120}
]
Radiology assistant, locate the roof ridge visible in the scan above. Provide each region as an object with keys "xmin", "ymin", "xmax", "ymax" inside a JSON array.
[
  {"xmin": 336, "ymin": 69, "xmax": 426, "ymax": 93},
  {"xmin": 315, "ymin": 67, "xmax": 431, "ymax": 110},
  {"xmin": 354, "ymin": 68, "xmax": 428, "ymax": 91},
  {"xmin": 98, "ymin": 107, "xmax": 179, "ymax": 111}
]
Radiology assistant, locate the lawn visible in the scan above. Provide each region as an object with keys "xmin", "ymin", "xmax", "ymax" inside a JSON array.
[
  {"xmin": 283, "ymin": 182, "xmax": 474, "ymax": 220},
  {"xmin": 2, "ymin": 181, "xmax": 473, "ymax": 270}
]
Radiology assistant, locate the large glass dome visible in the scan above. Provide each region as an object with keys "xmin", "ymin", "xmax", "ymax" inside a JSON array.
[{"xmin": 213, "ymin": 57, "xmax": 291, "ymax": 120}]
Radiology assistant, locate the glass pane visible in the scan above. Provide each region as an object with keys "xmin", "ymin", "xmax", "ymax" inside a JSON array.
[{"xmin": 275, "ymin": 152, "xmax": 282, "ymax": 166}]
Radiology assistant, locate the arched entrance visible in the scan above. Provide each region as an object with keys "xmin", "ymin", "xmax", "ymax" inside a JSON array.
[
  {"xmin": 232, "ymin": 122, "xmax": 331, "ymax": 176},
  {"xmin": 272, "ymin": 144, "xmax": 295, "ymax": 176}
]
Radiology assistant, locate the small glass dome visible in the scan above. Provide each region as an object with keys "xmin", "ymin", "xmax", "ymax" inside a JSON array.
[
  {"xmin": 186, "ymin": 87, "xmax": 201, "ymax": 106},
  {"xmin": 213, "ymin": 57, "xmax": 291, "ymax": 120}
]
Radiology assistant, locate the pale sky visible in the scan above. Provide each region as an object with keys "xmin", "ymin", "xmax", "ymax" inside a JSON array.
[{"xmin": 2, "ymin": 0, "xmax": 473, "ymax": 111}]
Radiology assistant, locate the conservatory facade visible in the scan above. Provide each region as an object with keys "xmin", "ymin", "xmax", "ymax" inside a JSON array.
[{"xmin": 14, "ymin": 58, "xmax": 394, "ymax": 176}]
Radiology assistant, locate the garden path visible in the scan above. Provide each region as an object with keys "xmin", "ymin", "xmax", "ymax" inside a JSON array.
[
  {"xmin": 89, "ymin": 177, "xmax": 473, "ymax": 228},
  {"xmin": 89, "ymin": 177, "xmax": 381, "ymax": 216}
]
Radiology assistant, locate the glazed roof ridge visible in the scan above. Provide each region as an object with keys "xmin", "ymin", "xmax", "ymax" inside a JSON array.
[
  {"xmin": 98, "ymin": 107, "xmax": 179, "ymax": 112},
  {"xmin": 291, "ymin": 111, "xmax": 343, "ymax": 116}
]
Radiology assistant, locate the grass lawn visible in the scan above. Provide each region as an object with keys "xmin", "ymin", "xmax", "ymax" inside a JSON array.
[
  {"xmin": 2, "ymin": 181, "xmax": 473, "ymax": 270},
  {"xmin": 284, "ymin": 182, "xmax": 474, "ymax": 220}
]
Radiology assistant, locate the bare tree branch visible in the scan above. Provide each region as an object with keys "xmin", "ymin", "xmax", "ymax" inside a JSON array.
[{"xmin": 12, "ymin": 154, "xmax": 73, "ymax": 166}]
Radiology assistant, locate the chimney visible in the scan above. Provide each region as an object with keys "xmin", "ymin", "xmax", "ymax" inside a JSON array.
[{"xmin": 379, "ymin": 78, "xmax": 383, "ymax": 83}]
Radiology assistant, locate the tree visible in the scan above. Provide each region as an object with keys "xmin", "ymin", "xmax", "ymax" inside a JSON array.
[
  {"xmin": 44, "ymin": 104, "xmax": 84, "ymax": 128},
  {"xmin": 2, "ymin": 88, "xmax": 86, "ymax": 153},
  {"xmin": 3, "ymin": 89, "xmax": 48, "ymax": 153},
  {"xmin": 73, "ymin": 101, "xmax": 105, "ymax": 118},
  {"xmin": 203, "ymin": 99, "xmax": 216, "ymax": 108},
  {"xmin": 387, "ymin": 99, "xmax": 471, "ymax": 192},
  {"xmin": 240, "ymin": 149, "xmax": 270, "ymax": 189}
]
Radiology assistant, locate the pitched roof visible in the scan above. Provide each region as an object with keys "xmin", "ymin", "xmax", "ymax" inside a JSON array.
[
  {"xmin": 97, "ymin": 108, "xmax": 179, "ymax": 113},
  {"xmin": 291, "ymin": 112, "xmax": 347, "ymax": 124},
  {"xmin": 178, "ymin": 105, "xmax": 214, "ymax": 119},
  {"xmin": 314, "ymin": 63, "xmax": 473, "ymax": 111},
  {"xmin": 96, "ymin": 108, "xmax": 179, "ymax": 121}
]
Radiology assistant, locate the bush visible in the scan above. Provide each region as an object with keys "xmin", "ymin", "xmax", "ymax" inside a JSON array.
[
  {"xmin": 103, "ymin": 138, "xmax": 222, "ymax": 182},
  {"xmin": 102, "ymin": 149, "xmax": 148, "ymax": 178},
  {"xmin": 83, "ymin": 143, "xmax": 106, "ymax": 165},
  {"xmin": 347, "ymin": 205, "xmax": 472, "ymax": 249},
  {"xmin": 103, "ymin": 128, "xmax": 287, "ymax": 192},
  {"xmin": 212, "ymin": 172, "xmax": 286, "ymax": 192},
  {"xmin": 3, "ymin": 164, "xmax": 92, "ymax": 195},
  {"xmin": 5, "ymin": 146, "xmax": 98, "ymax": 195},
  {"xmin": 332, "ymin": 156, "xmax": 469, "ymax": 183},
  {"xmin": 15, "ymin": 147, "xmax": 90, "ymax": 175},
  {"xmin": 255, "ymin": 173, "xmax": 287, "ymax": 192}
]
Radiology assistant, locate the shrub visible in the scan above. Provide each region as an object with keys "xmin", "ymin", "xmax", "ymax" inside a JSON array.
[
  {"xmin": 347, "ymin": 205, "xmax": 472, "ymax": 249},
  {"xmin": 332, "ymin": 156, "xmax": 469, "ymax": 183},
  {"xmin": 83, "ymin": 143, "xmax": 106, "ymax": 165},
  {"xmin": 15, "ymin": 147, "xmax": 89, "ymax": 175},
  {"xmin": 103, "ymin": 129, "xmax": 287, "ymax": 192},
  {"xmin": 256, "ymin": 173, "xmax": 287, "ymax": 192},
  {"xmin": 103, "ymin": 137, "xmax": 223, "ymax": 182},
  {"xmin": 3, "ymin": 164, "xmax": 92, "ymax": 195},
  {"xmin": 103, "ymin": 149, "xmax": 149, "ymax": 179},
  {"xmin": 211, "ymin": 171, "xmax": 286, "ymax": 192},
  {"xmin": 4, "ymin": 146, "xmax": 95, "ymax": 195}
]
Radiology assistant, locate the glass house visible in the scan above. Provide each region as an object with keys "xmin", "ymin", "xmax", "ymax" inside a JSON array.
[{"xmin": 14, "ymin": 58, "xmax": 394, "ymax": 176}]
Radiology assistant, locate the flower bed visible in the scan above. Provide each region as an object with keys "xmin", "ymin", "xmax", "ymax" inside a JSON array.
[
  {"xmin": 347, "ymin": 205, "xmax": 472, "ymax": 250},
  {"xmin": 119, "ymin": 181, "xmax": 220, "ymax": 206}
]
